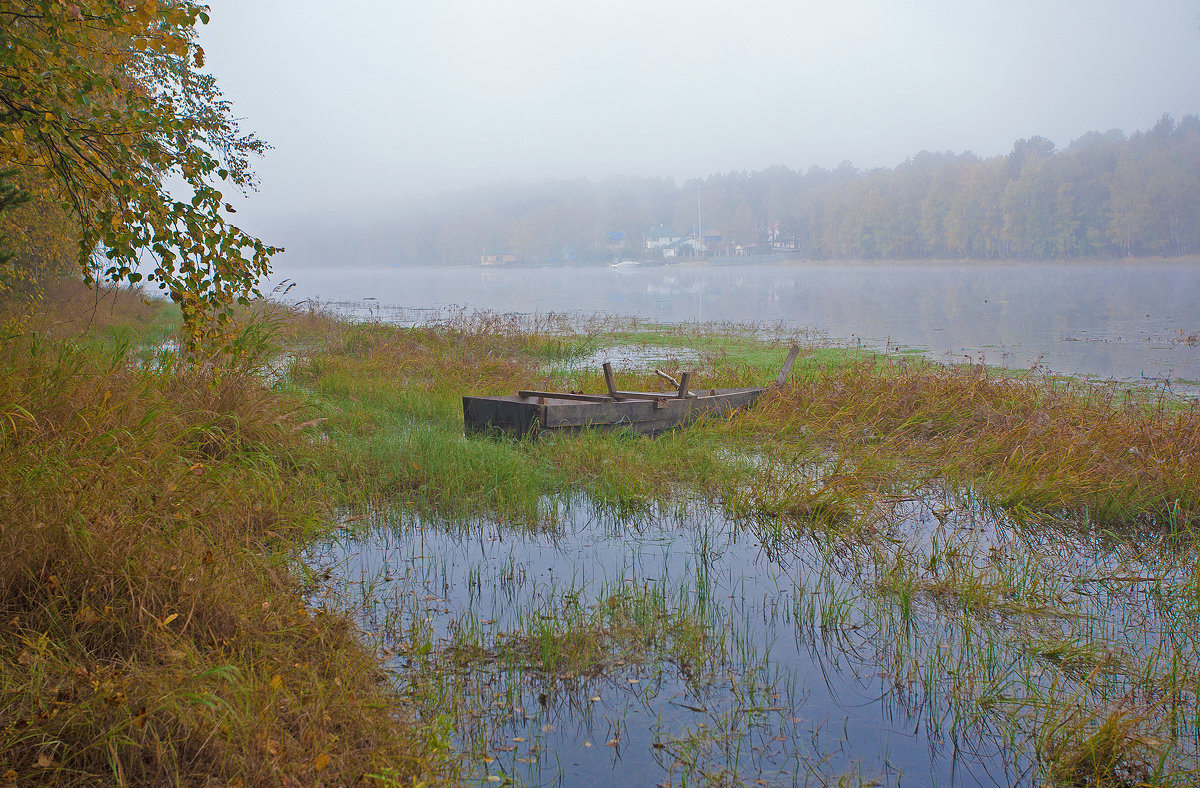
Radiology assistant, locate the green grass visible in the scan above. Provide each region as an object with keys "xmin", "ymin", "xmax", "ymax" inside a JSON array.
[
  {"xmin": 0, "ymin": 288, "xmax": 442, "ymax": 786},
  {"xmin": 6, "ymin": 282, "xmax": 1199, "ymax": 785},
  {"xmin": 280, "ymin": 302, "xmax": 1200, "ymax": 785}
]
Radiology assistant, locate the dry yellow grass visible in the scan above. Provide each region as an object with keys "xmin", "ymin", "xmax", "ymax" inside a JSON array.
[{"xmin": 0, "ymin": 289, "xmax": 444, "ymax": 786}]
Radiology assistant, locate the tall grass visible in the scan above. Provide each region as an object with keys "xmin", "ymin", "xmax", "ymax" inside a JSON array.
[
  {"xmin": 273, "ymin": 303, "xmax": 1200, "ymax": 784},
  {"xmin": 748, "ymin": 356, "xmax": 1200, "ymax": 526},
  {"xmin": 0, "ymin": 315, "xmax": 438, "ymax": 784}
]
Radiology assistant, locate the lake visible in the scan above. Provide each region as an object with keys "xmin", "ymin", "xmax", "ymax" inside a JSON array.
[
  {"xmin": 272, "ymin": 259, "xmax": 1199, "ymax": 390},
  {"xmin": 309, "ymin": 493, "xmax": 1196, "ymax": 786},
  {"xmin": 289, "ymin": 259, "xmax": 1200, "ymax": 785}
]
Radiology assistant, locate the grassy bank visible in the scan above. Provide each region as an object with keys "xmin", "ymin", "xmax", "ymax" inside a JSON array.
[
  {"xmin": 283, "ymin": 305, "xmax": 1199, "ymax": 785},
  {"xmin": 286, "ymin": 307, "xmax": 1197, "ymax": 530},
  {"xmin": 3, "ymin": 283, "xmax": 1198, "ymax": 785},
  {"xmin": 0, "ymin": 284, "xmax": 437, "ymax": 786}
]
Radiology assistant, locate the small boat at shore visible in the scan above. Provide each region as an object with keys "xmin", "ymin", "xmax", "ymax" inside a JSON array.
[{"xmin": 463, "ymin": 346, "xmax": 799, "ymax": 437}]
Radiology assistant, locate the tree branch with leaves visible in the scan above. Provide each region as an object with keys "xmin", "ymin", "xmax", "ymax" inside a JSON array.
[{"xmin": 0, "ymin": 0, "xmax": 280, "ymax": 349}]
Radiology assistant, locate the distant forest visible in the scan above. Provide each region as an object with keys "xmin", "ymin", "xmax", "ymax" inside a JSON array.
[{"xmin": 382, "ymin": 114, "xmax": 1200, "ymax": 264}]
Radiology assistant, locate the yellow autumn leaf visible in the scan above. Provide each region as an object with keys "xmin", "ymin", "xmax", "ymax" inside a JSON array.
[
  {"xmin": 159, "ymin": 612, "xmax": 178, "ymax": 628},
  {"xmin": 313, "ymin": 752, "xmax": 331, "ymax": 772},
  {"xmin": 269, "ymin": 674, "xmax": 283, "ymax": 690}
]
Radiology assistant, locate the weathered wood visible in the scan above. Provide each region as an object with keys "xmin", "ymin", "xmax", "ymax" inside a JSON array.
[
  {"xmin": 519, "ymin": 388, "xmax": 678, "ymax": 403},
  {"xmin": 614, "ymin": 390, "xmax": 686, "ymax": 401},
  {"xmin": 465, "ymin": 347, "xmax": 795, "ymax": 438},
  {"xmin": 462, "ymin": 395, "xmax": 543, "ymax": 436},
  {"xmin": 776, "ymin": 345, "xmax": 801, "ymax": 386},
  {"xmin": 518, "ymin": 390, "xmax": 613, "ymax": 403},
  {"xmin": 655, "ymin": 369, "xmax": 681, "ymax": 388},
  {"xmin": 602, "ymin": 361, "xmax": 620, "ymax": 400},
  {"xmin": 465, "ymin": 387, "xmax": 764, "ymax": 437}
]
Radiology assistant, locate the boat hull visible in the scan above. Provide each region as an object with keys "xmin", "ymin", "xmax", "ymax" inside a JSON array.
[{"xmin": 463, "ymin": 387, "xmax": 764, "ymax": 437}]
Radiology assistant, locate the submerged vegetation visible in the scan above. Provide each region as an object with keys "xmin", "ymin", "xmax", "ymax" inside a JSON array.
[
  {"xmin": 2, "ymin": 281, "xmax": 1198, "ymax": 784},
  {"xmin": 286, "ymin": 300, "xmax": 1199, "ymax": 784}
]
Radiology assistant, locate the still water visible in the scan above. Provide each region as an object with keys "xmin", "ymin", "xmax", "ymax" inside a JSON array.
[
  {"xmin": 307, "ymin": 495, "xmax": 1196, "ymax": 786},
  {"xmin": 274, "ymin": 259, "xmax": 1200, "ymax": 389}
]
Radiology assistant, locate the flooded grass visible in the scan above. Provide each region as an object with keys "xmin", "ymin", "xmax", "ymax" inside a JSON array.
[
  {"xmin": 281, "ymin": 305, "xmax": 1200, "ymax": 785},
  {"xmin": 8, "ymin": 284, "xmax": 1195, "ymax": 784},
  {"xmin": 226, "ymin": 304, "xmax": 1190, "ymax": 782},
  {"xmin": 308, "ymin": 494, "xmax": 1199, "ymax": 785},
  {"xmin": 0, "ymin": 294, "xmax": 437, "ymax": 786}
]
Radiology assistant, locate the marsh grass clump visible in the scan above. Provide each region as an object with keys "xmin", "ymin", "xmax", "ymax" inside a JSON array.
[
  {"xmin": 485, "ymin": 583, "xmax": 722, "ymax": 680},
  {"xmin": 1036, "ymin": 699, "xmax": 1165, "ymax": 787},
  {"xmin": 285, "ymin": 314, "xmax": 783, "ymax": 523},
  {"xmin": 753, "ymin": 357, "xmax": 1200, "ymax": 526},
  {"xmin": 0, "ymin": 277, "xmax": 179, "ymax": 344},
  {"xmin": 0, "ymin": 328, "xmax": 438, "ymax": 785},
  {"xmin": 281, "ymin": 305, "xmax": 1200, "ymax": 783}
]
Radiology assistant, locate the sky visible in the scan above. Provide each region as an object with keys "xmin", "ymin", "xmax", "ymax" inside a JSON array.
[{"xmin": 197, "ymin": 0, "xmax": 1200, "ymax": 229}]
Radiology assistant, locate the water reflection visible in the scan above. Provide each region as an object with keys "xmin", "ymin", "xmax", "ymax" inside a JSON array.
[
  {"xmin": 273, "ymin": 260, "xmax": 1200, "ymax": 389},
  {"xmin": 305, "ymin": 493, "xmax": 1198, "ymax": 786}
]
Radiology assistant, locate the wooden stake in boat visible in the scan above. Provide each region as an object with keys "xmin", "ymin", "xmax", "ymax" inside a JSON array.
[
  {"xmin": 776, "ymin": 345, "xmax": 801, "ymax": 387},
  {"xmin": 602, "ymin": 361, "xmax": 620, "ymax": 400}
]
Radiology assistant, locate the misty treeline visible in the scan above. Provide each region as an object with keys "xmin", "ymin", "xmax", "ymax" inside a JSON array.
[{"xmin": 377, "ymin": 114, "xmax": 1200, "ymax": 265}]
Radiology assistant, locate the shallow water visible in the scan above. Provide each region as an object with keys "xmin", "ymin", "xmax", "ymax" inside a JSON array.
[
  {"xmin": 306, "ymin": 494, "xmax": 1199, "ymax": 786},
  {"xmin": 273, "ymin": 259, "xmax": 1200, "ymax": 390}
]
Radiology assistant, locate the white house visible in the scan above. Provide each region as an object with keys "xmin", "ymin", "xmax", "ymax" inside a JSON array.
[
  {"xmin": 480, "ymin": 251, "xmax": 515, "ymax": 265},
  {"xmin": 660, "ymin": 237, "xmax": 707, "ymax": 258},
  {"xmin": 644, "ymin": 224, "xmax": 682, "ymax": 250}
]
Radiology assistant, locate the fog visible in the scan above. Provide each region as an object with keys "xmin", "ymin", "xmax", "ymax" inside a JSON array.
[{"xmin": 197, "ymin": 0, "xmax": 1200, "ymax": 246}]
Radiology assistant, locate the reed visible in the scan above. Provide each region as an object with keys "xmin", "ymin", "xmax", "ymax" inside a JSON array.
[
  {"xmin": 0, "ymin": 296, "xmax": 442, "ymax": 785},
  {"xmin": 749, "ymin": 356, "xmax": 1200, "ymax": 527},
  {"xmin": 17, "ymin": 290, "xmax": 1190, "ymax": 784}
]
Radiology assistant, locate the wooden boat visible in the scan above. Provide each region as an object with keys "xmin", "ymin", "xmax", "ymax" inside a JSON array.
[{"xmin": 463, "ymin": 346, "xmax": 799, "ymax": 437}]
